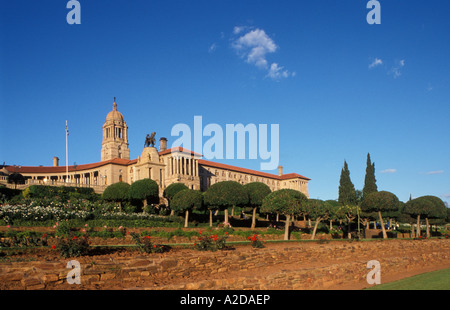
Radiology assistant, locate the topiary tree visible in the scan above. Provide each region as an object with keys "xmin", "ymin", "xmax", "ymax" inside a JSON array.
[
  {"xmin": 361, "ymin": 191, "xmax": 401, "ymax": 239},
  {"xmin": 203, "ymin": 181, "xmax": 248, "ymax": 225},
  {"xmin": 171, "ymin": 189, "xmax": 203, "ymax": 228},
  {"xmin": 129, "ymin": 178, "xmax": 159, "ymax": 208},
  {"xmin": 102, "ymin": 182, "xmax": 130, "ymax": 210},
  {"xmin": 261, "ymin": 189, "xmax": 308, "ymax": 240},
  {"xmin": 404, "ymin": 195, "xmax": 447, "ymax": 238},
  {"xmin": 335, "ymin": 204, "xmax": 360, "ymax": 238},
  {"xmin": 307, "ymin": 199, "xmax": 333, "ymax": 240},
  {"xmin": 243, "ymin": 182, "xmax": 272, "ymax": 229},
  {"xmin": 163, "ymin": 182, "xmax": 189, "ymax": 215}
]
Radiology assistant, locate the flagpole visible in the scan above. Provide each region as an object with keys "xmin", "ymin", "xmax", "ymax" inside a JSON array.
[{"xmin": 66, "ymin": 120, "xmax": 69, "ymax": 184}]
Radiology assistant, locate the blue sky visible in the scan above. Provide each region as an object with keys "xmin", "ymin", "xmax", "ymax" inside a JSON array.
[{"xmin": 1, "ymin": 0, "xmax": 449, "ymax": 204}]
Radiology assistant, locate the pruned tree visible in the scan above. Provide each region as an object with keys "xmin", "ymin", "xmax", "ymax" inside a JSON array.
[
  {"xmin": 163, "ymin": 182, "xmax": 189, "ymax": 215},
  {"xmin": 129, "ymin": 178, "xmax": 159, "ymax": 208},
  {"xmin": 336, "ymin": 204, "xmax": 360, "ymax": 238},
  {"xmin": 203, "ymin": 181, "xmax": 248, "ymax": 225},
  {"xmin": 307, "ymin": 199, "xmax": 333, "ymax": 240},
  {"xmin": 361, "ymin": 191, "xmax": 401, "ymax": 239},
  {"xmin": 243, "ymin": 182, "xmax": 272, "ymax": 229},
  {"xmin": 102, "ymin": 182, "xmax": 130, "ymax": 210},
  {"xmin": 171, "ymin": 189, "xmax": 203, "ymax": 228},
  {"xmin": 261, "ymin": 189, "xmax": 308, "ymax": 240},
  {"xmin": 404, "ymin": 195, "xmax": 447, "ymax": 238}
]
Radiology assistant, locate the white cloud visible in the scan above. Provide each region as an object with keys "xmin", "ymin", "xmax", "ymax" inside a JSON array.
[
  {"xmin": 266, "ymin": 63, "xmax": 294, "ymax": 80},
  {"xmin": 381, "ymin": 169, "xmax": 396, "ymax": 174},
  {"xmin": 231, "ymin": 27, "xmax": 293, "ymax": 80},
  {"xmin": 232, "ymin": 28, "xmax": 278, "ymax": 68},
  {"xmin": 425, "ymin": 170, "xmax": 444, "ymax": 175},
  {"xmin": 369, "ymin": 58, "xmax": 383, "ymax": 68},
  {"xmin": 208, "ymin": 43, "xmax": 217, "ymax": 53},
  {"xmin": 233, "ymin": 26, "xmax": 246, "ymax": 35}
]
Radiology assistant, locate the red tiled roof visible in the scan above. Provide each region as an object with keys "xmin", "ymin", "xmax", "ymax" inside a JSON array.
[
  {"xmin": 198, "ymin": 159, "xmax": 310, "ymax": 181},
  {"xmin": 5, "ymin": 148, "xmax": 310, "ymax": 181},
  {"xmin": 158, "ymin": 147, "xmax": 202, "ymax": 157},
  {"xmin": 5, "ymin": 158, "xmax": 137, "ymax": 174}
]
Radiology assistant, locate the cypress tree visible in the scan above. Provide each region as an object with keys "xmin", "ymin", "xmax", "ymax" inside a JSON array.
[
  {"xmin": 362, "ymin": 153, "xmax": 378, "ymax": 199},
  {"xmin": 338, "ymin": 160, "xmax": 357, "ymax": 206}
]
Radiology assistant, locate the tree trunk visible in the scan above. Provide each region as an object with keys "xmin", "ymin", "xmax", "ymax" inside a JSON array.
[
  {"xmin": 347, "ymin": 218, "xmax": 351, "ymax": 239},
  {"xmin": 224, "ymin": 208, "xmax": 229, "ymax": 225},
  {"xmin": 311, "ymin": 218, "xmax": 321, "ymax": 240},
  {"xmin": 426, "ymin": 217, "xmax": 430, "ymax": 238},
  {"xmin": 329, "ymin": 220, "xmax": 333, "ymax": 231},
  {"xmin": 284, "ymin": 214, "xmax": 291, "ymax": 240},
  {"xmin": 143, "ymin": 199, "xmax": 147, "ymax": 208},
  {"xmin": 276, "ymin": 213, "xmax": 279, "ymax": 222},
  {"xmin": 378, "ymin": 211, "xmax": 387, "ymax": 239},
  {"xmin": 411, "ymin": 223, "xmax": 415, "ymax": 238},
  {"xmin": 308, "ymin": 218, "xmax": 312, "ymax": 228},
  {"xmin": 251, "ymin": 207, "xmax": 257, "ymax": 229},
  {"xmin": 416, "ymin": 215, "xmax": 421, "ymax": 237},
  {"xmin": 209, "ymin": 209, "xmax": 213, "ymax": 227},
  {"xmin": 184, "ymin": 210, "xmax": 189, "ymax": 228},
  {"xmin": 231, "ymin": 205, "xmax": 235, "ymax": 217}
]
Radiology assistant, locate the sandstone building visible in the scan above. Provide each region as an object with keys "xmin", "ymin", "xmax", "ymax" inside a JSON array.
[{"xmin": 1, "ymin": 100, "xmax": 310, "ymax": 198}]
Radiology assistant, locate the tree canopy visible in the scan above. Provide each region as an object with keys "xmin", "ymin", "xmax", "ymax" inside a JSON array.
[
  {"xmin": 243, "ymin": 182, "xmax": 272, "ymax": 228},
  {"xmin": 306, "ymin": 199, "xmax": 333, "ymax": 239},
  {"xmin": 129, "ymin": 178, "xmax": 159, "ymax": 206},
  {"xmin": 361, "ymin": 191, "xmax": 401, "ymax": 238},
  {"xmin": 171, "ymin": 189, "xmax": 203, "ymax": 227},
  {"xmin": 163, "ymin": 182, "xmax": 189, "ymax": 203},
  {"xmin": 261, "ymin": 189, "xmax": 308, "ymax": 240},
  {"xmin": 203, "ymin": 181, "xmax": 248, "ymax": 224},
  {"xmin": 102, "ymin": 182, "xmax": 130, "ymax": 209}
]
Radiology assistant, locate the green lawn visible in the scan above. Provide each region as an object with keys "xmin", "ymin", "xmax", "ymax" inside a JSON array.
[{"xmin": 365, "ymin": 268, "xmax": 450, "ymax": 290}]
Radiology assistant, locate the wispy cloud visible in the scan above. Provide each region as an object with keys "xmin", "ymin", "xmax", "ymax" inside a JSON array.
[
  {"xmin": 369, "ymin": 58, "xmax": 383, "ymax": 69},
  {"xmin": 442, "ymin": 194, "xmax": 450, "ymax": 199},
  {"xmin": 381, "ymin": 169, "xmax": 397, "ymax": 174},
  {"xmin": 389, "ymin": 59, "xmax": 405, "ymax": 78},
  {"xmin": 231, "ymin": 27, "xmax": 294, "ymax": 80},
  {"xmin": 425, "ymin": 170, "xmax": 444, "ymax": 175}
]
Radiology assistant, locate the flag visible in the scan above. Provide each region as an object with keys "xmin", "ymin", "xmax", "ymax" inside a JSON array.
[{"xmin": 66, "ymin": 121, "xmax": 69, "ymax": 136}]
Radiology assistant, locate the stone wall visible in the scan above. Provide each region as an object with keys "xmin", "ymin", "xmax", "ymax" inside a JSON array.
[{"xmin": 0, "ymin": 239, "xmax": 449, "ymax": 290}]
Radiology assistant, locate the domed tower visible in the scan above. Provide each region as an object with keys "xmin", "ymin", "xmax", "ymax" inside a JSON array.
[{"xmin": 101, "ymin": 98, "xmax": 130, "ymax": 161}]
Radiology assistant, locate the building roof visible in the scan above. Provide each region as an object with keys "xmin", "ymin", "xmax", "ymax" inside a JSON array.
[
  {"xmin": 5, "ymin": 158, "xmax": 137, "ymax": 174},
  {"xmin": 198, "ymin": 159, "xmax": 310, "ymax": 181}
]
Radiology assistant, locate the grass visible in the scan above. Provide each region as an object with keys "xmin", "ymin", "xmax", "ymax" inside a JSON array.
[{"xmin": 365, "ymin": 268, "xmax": 450, "ymax": 290}]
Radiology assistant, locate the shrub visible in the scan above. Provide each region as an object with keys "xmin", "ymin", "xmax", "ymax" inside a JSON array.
[
  {"xmin": 248, "ymin": 234, "xmax": 264, "ymax": 248},
  {"xmin": 193, "ymin": 230, "xmax": 228, "ymax": 251},
  {"xmin": 130, "ymin": 232, "xmax": 168, "ymax": 253},
  {"xmin": 55, "ymin": 234, "xmax": 90, "ymax": 258},
  {"xmin": 0, "ymin": 230, "xmax": 49, "ymax": 248}
]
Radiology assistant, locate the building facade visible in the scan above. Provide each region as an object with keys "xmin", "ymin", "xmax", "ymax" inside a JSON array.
[{"xmin": 1, "ymin": 100, "xmax": 310, "ymax": 199}]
